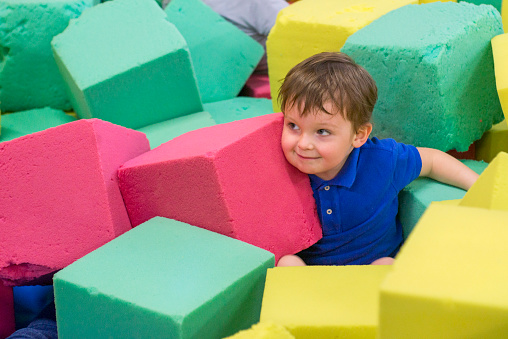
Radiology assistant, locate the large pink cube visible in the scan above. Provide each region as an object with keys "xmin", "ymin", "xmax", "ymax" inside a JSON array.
[
  {"xmin": 118, "ymin": 113, "xmax": 322, "ymax": 261},
  {"xmin": 0, "ymin": 119, "xmax": 150, "ymax": 285}
]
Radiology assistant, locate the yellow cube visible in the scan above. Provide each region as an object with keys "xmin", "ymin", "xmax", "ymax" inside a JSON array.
[
  {"xmin": 492, "ymin": 33, "xmax": 508, "ymax": 121},
  {"xmin": 266, "ymin": 0, "xmax": 417, "ymax": 112},
  {"xmin": 379, "ymin": 204, "xmax": 508, "ymax": 338},
  {"xmin": 260, "ymin": 265, "xmax": 391, "ymax": 338},
  {"xmin": 224, "ymin": 322, "xmax": 295, "ymax": 339},
  {"xmin": 476, "ymin": 120, "xmax": 508, "ymax": 163},
  {"xmin": 460, "ymin": 152, "xmax": 508, "ymax": 211}
]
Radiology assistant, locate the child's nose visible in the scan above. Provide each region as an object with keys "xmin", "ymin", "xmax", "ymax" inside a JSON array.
[{"xmin": 298, "ymin": 134, "xmax": 314, "ymax": 150}]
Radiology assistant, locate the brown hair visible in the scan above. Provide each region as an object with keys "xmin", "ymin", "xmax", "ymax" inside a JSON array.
[{"xmin": 278, "ymin": 52, "xmax": 377, "ymax": 132}]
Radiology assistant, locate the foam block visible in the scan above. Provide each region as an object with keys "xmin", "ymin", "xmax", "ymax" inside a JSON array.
[
  {"xmin": 460, "ymin": 152, "xmax": 508, "ymax": 210},
  {"xmin": 266, "ymin": 0, "xmax": 417, "ymax": 111},
  {"xmin": 204, "ymin": 97, "xmax": 274, "ymax": 125},
  {"xmin": 118, "ymin": 113, "xmax": 322, "ymax": 262},
  {"xmin": 492, "ymin": 32, "xmax": 508, "ymax": 121},
  {"xmin": 0, "ymin": 282, "xmax": 14, "ymax": 339},
  {"xmin": 0, "ymin": 0, "xmax": 94, "ymax": 112},
  {"xmin": 398, "ymin": 160, "xmax": 487, "ymax": 238},
  {"xmin": 0, "ymin": 107, "xmax": 76, "ymax": 142},
  {"xmin": 476, "ymin": 120, "xmax": 508, "ymax": 162},
  {"xmin": 164, "ymin": 0, "xmax": 263, "ymax": 103},
  {"xmin": 342, "ymin": 2, "xmax": 504, "ymax": 152},
  {"xmin": 0, "ymin": 119, "xmax": 149, "ymax": 286},
  {"xmin": 51, "ymin": 0, "xmax": 203, "ymax": 129},
  {"xmin": 54, "ymin": 217, "xmax": 275, "ymax": 339},
  {"xmin": 239, "ymin": 74, "xmax": 271, "ymax": 99},
  {"xmin": 458, "ymin": 0, "xmax": 502, "ymax": 12},
  {"xmin": 260, "ymin": 266, "xmax": 391, "ymax": 338},
  {"xmin": 137, "ymin": 111, "xmax": 215, "ymax": 149},
  {"xmin": 379, "ymin": 204, "xmax": 508, "ymax": 338},
  {"xmin": 225, "ymin": 322, "xmax": 295, "ymax": 339}
]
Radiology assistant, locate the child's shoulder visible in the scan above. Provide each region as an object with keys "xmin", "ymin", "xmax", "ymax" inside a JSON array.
[{"xmin": 362, "ymin": 137, "xmax": 399, "ymax": 152}]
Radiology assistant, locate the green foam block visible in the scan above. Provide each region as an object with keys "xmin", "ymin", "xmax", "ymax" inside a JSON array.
[
  {"xmin": 54, "ymin": 217, "xmax": 275, "ymax": 339},
  {"xmin": 204, "ymin": 97, "xmax": 274, "ymax": 125},
  {"xmin": 51, "ymin": 0, "xmax": 203, "ymax": 129},
  {"xmin": 398, "ymin": 160, "xmax": 488, "ymax": 238}
]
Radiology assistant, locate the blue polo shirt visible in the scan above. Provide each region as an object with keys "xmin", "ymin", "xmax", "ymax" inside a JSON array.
[{"xmin": 297, "ymin": 137, "xmax": 422, "ymax": 266}]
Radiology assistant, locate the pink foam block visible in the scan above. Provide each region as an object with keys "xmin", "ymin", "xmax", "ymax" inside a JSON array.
[
  {"xmin": 118, "ymin": 113, "xmax": 322, "ymax": 261},
  {"xmin": 240, "ymin": 74, "xmax": 271, "ymax": 99},
  {"xmin": 0, "ymin": 119, "xmax": 150, "ymax": 286},
  {"xmin": 0, "ymin": 283, "xmax": 15, "ymax": 339}
]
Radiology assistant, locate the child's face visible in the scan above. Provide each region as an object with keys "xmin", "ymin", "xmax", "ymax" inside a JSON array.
[{"xmin": 281, "ymin": 102, "xmax": 359, "ymax": 181}]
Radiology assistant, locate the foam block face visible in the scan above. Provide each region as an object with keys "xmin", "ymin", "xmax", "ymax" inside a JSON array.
[
  {"xmin": 260, "ymin": 266, "xmax": 391, "ymax": 338},
  {"xmin": 267, "ymin": 0, "xmax": 417, "ymax": 112},
  {"xmin": 398, "ymin": 160, "xmax": 487, "ymax": 238},
  {"xmin": 51, "ymin": 0, "xmax": 203, "ymax": 129},
  {"xmin": 342, "ymin": 2, "xmax": 504, "ymax": 152},
  {"xmin": 379, "ymin": 204, "xmax": 508, "ymax": 338},
  {"xmin": 0, "ymin": 0, "xmax": 94, "ymax": 112},
  {"xmin": 118, "ymin": 113, "xmax": 322, "ymax": 262},
  {"xmin": 0, "ymin": 283, "xmax": 14, "ymax": 339},
  {"xmin": 164, "ymin": 0, "xmax": 264, "ymax": 103},
  {"xmin": 476, "ymin": 120, "xmax": 508, "ymax": 162},
  {"xmin": 460, "ymin": 152, "xmax": 508, "ymax": 210},
  {"xmin": 54, "ymin": 217, "xmax": 275, "ymax": 339},
  {"xmin": 0, "ymin": 107, "xmax": 76, "ymax": 142},
  {"xmin": 492, "ymin": 33, "xmax": 508, "ymax": 121},
  {"xmin": 0, "ymin": 119, "xmax": 149, "ymax": 286},
  {"xmin": 225, "ymin": 322, "xmax": 295, "ymax": 339},
  {"xmin": 458, "ymin": 0, "xmax": 501, "ymax": 12},
  {"xmin": 204, "ymin": 97, "xmax": 274, "ymax": 124}
]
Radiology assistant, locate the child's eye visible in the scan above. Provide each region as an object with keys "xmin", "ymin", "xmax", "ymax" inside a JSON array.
[
  {"xmin": 317, "ymin": 129, "xmax": 331, "ymax": 136},
  {"xmin": 287, "ymin": 122, "xmax": 299, "ymax": 130}
]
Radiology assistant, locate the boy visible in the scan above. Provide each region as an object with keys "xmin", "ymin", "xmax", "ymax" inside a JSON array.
[{"xmin": 277, "ymin": 52, "xmax": 479, "ymax": 267}]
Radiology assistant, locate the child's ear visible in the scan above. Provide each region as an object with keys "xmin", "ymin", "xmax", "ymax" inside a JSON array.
[{"xmin": 352, "ymin": 123, "xmax": 372, "ymax": 148}]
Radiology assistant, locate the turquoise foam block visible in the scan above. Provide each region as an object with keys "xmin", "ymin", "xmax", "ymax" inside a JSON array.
[
  {"xmin": 0, "ymin": 0, "xmax": 94, "ymax": 112},
  {"xmin": 137, "ymin": 111, "xmax": 216, "ymax": 149},
  {"xmin": 341, "ymin": 2, "xmax": 504, "ymax": 152},
  {"xmin": 399, "ymin": 160, "xmax": 488, "ymax": 239},
  {"xmin": 0, "ymin": 108, "xmax": 76, "ymax": 143},
  {"xmin": 458, "ymin": 0, "xmax": 502, "ymax": 13},
  {"xmin": 54, "ymin": 217, "xmax": 275, "ymax": 339},
  {"xmin": 51, "ymin": 0, "xmax": 203, "ymax": 130},
  {"xmin": 165, "ymin": 0, "xmax": 264, "ymax": 103},
  {"xmin": 204, "ymin": 97, "xmax": 274, "ymax": 125}
]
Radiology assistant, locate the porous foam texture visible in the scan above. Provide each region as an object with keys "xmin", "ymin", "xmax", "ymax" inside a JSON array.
[
  {"xmin": 260, "ymin": 266, "xmax": 391, "ymax": 338},
  {"xmin": 137, "ymin": 111, "xmax": 216, "ymax": 149},
  {"xmin": 0, "ymin": 107, "xmax": 76, "ymax": 142},
  {"xmin": 51, "ymin": 0, "xmax": 203, "ymax": 129},
  {"xmin": 492, "ymin": 33, "xmax": 508, "ymax": 121},
  {"xmin": 460, "ymin": 152, "xmax": 508, "ymax": 210},
  {"xmin": 458, "ymin": 0, "xmax": 502, "ymax": 12},
  {"xmin": 398, "ymin": 160, "xmax": 487, "ymax": 238},
  {"xmin": 0, "ymin": 119, "xmax": 149, "ymax": 286},
  {"xmin": 54, "ymin": 217, "xmax": 275, "ymax": 339},
  {"xmin": 0, "ymin": 283, "xmax": 14, "ymax": 338},
  {"xmin": 118, "ymin": 113, "xmax": 322, "ymax": 262},
  {"xmin": 0, "ymin": 0, "xmax": 94, "ymax": 112},
  {"xmin": 164, "ymin": 0, "xmax": 264, "ymax": 103},
  {"xmin": 341, "ymin": 2, "xmax": 504, "ymax": 152},
  {"xmin": 225, "ymin": 322, "xmax": 295, "ymax": 339},
  {"xmin": 266, "ymin": 0, "xmax": 417, "ymax": 112},
  {"xmin": 476, "ymin": 120, "xmax": 508, "ymax": 162},
  {"xmin": 203, "ymin": 97, "xmax": 274, "ymax": 124},
  {"xmin": 379, "ymin": 204, "xmax": 508, "ymax": 338}
]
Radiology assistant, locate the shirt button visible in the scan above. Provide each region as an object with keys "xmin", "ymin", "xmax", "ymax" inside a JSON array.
[
  {"xmin": 324, "ymin": 186, "xmax": 330, "ymax": 191},
  {"xmin": 326, "ymin": 209, "xmax": 332, "ymax": 215}
]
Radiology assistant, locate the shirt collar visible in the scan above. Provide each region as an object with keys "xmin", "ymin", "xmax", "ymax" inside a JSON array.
[{"xmin": 309, "ymin": 146, "xmax": 360, "ymax": 189}]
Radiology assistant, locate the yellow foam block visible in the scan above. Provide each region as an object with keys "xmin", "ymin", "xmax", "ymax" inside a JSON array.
[
  {"xmin": 266, "ymin": 0, "xmax": 417, "ymax": 112},
  {"xmin": 476, "ymin": 120, "xmax": 508, "ymax": 163},
  {"xmin": 379, "ymin": 204, "xmax": 508, "ymax": 338},
  {"xmin": 459, "ymin": 152, "xmax": 508, "ymax": 211},
  {"xmin": 492, "ymin": 33, "xmax": 508, "ymax": 121},
  {"xmin": 433, "ymin": 199, "xmax": 461, "ymax": 206},
  {"xmin": 419, "ymin": 0, "xmax": 455, "ymax": 3},
  {"xmin": 260, "ymin": 265, "xmax": 391, "ymax": 338},
  {"xmin": 224, "ymin": 322, "xmax": 295, "ymax": 339}
]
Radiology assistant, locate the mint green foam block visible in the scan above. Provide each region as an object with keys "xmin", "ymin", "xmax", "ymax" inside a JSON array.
[
  {"xmin": 54, "ymin": 217, "xmax": 275, "ymax": 339},
  {"xmin": 0, "ymin": 0, "xmax": 94, "ymax": 112},
  {"xmin": 399, "ymin": 160, "xmax": 488, "ymax": 239},
  {"xmin": 0, "ymin": 108, "xmax": 76, "ymax": 142},
  {"xmin": 458, "ymin": 0, "xmax": 502, "ymax": 13},
  {"xmin": 204, "ymin": 97, "xmax": 274, "ymax": 125},
  {"xmin": 51, "ymin": 0, "xmax": 203, "ymax": 130},
  {"xmin": 164, "ymin": 0, "xmax": 264, "ymax": 103},
  {"xmin": 341, "ymin": 2, "xmax": 504, "ymax": 152},
  {"xmin": 137, "ymin": 111, "xmax": 216, "ymax": 149}
]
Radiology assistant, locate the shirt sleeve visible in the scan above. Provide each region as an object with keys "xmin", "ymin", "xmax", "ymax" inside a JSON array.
[{"xmin": 391, "ymin": 141, "xmax": 422, "ymax": 192}]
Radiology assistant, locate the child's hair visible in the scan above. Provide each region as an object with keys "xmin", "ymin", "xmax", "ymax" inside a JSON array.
[{"xmin": 278, "ymin": 52, "xmax": 377, "ymax": 132}]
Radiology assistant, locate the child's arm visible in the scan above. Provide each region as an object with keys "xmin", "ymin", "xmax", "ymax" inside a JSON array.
[{"xmin": 417, "ymin": 147, "xmax": 479, "ymax": 190}]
